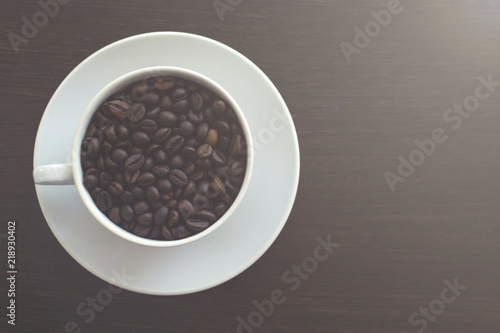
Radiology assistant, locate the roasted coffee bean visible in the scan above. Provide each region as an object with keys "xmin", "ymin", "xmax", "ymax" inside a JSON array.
[
  {"xmin": 139, "ymin": 119, "xmax": 157, "ymax": 134},
  {"xmin": 161, "ymin": 225, "xmax": 175, "ymax": 240},
  {"xmin": 160, "ymin": 95, "xmax": 173, "ymax": 109},
  {"xmin": 195, "ymin": 209, "xmax": 217, "ymax": 223},
  {"xmin": 181, "ymin": 146, "xmax": 197, "ymax": 161},
  {"xmin": 157, "ymin": 179, "xmax": 173, "ymax": 193},
  {"xmin": 229, "ymin": 134, "xmax": 242, "ymax": 156},
  {"xmin": 115, "ymin": 140, "xmax": 130, "ymax": 150},
  {"xmin": 138, "ymin": 212, "xmax": 153, "ymax": 226},
  {"xmin": 196, "ymin": 123, "xmax": 209, "ymax": 142},
  {"xmin": 230, "ymin": 123, "xmax": 242, "ymax": 135},
  {"xmin": 120, "ymin": 191, "xmax": 135, "ymax": 204},
  {"xmin": 104, "ymin": 155, "xmax": 118, "ymax": 171},
  {"xmin": 91, "ymin": 187, "xmax": 103, "ymax": 200},
  {"xmin": 213, "ymin": 202, "xmax": 228, "ymax": 218},
  {"xmin": 178, "ymin": 121, "xmax": 195, "ymax": 138},
  {"xmin": 115, "ymin": 173, "xmax": 125, "ymax": 185},
  {"xmin": 230, "ymin": 160, "xmax": 246, "ymax": 176},
  {"xmin": 130, "ymin": 147, "xmax": 143, "ymax": 155},
  {"xmin": 85, "ymin": 168, "xmax": 99, "ymax": 178},
  {"xmin": 203, "ymin": 108, "xmax": 215, "ymax": 125},
  {"xmin": 99, "ymin": 172, "xmax": 112, "ymax": 187},
  {"xmin": 158, "ymin": 111, "xmax": 177, "ymax": 127},
  {"xmin": 155, "ymin": 76, "xmax": 175, "ymax": 91},
  {"xmin": 152, "ymin": 165, "xmax": 170, "ymax": 178},
  {"xmin": 108, "ymin": 206, "xmax": 121, "ymax": 225},
  {"xmin": 200, "ymin": 89, "xmax": 214, "ymax": 105},
  {"xmin": 214, "ymin": 120, "xmax": 230, "ymax": 135},
  {"xmin": 132, "ymin": 186, "xmax": 145, "ymax": 200},
  {"xmin": 95, "ymin": 156, "xmax": 105, "ymax": 170},
  {"xmin": 211, "ymin": 176, "xmax": 226, "ymax": 196},
  {"xmin": 125, "ymin": 154, "xmax": 145, "ymax": 172},
  {"xmin": 154, "ymin": 206, "xmax": 169, "ymax": 225},
  {"xmin": 178, "ymin": 199, "xmax": 195, "ymax": 220},
  {"xmin": 206, "ymin": 129, "xmax": 218, "ymax": 146},
  {"xmin": 167, "ymin": 209, "xmax": 180, "ymax": 227},
  {"xmin": 131, "ymin": 131, "xmax": 150, "ymax": 147},
  {"xmin": 173, "ymin": 100, "xmax": 189, "ymax": 114},
  {"xmin": 183, "ymin": 162, "xmax": 195, "ymax": 176},
  {"xmin": 116, "ymin": 124, "xmax": 129, "ymax": 139},
  {"xmin": 192, "ymin": 193, "xmax": 210, "ymax": 211},
  {"xmin": 148, "ymin": 226, "xmax": 161, "ymax": 239},
  {"xmin": 211, "ymin": 149, "xmax": 227, "ymax": 167},
  {"xmin": 108, "ymin": 181, "xmax": 124, "ymax": 196},
  {"xmin": 190, "ymin": 92, "xmax": 204, "ymax": 112},
  {"xmin": 128, "ymin": 103, "xmax": 146, "ymax": 122},
  {"xmin": 212, "ymin": 99, "xmax": 226, "ymax": 117},
  {"xmin": 195, "ymin": 158, "xmax": 212, "ymax": 171},
  {"xmin": 146, "ymin": 144, "xmax": 162, "ymax": 156},
  {"xmin": 167, "ymin": 199, "xmax": 179, "ymax": 210},
  {"xmin": 134, "ymin": 201, "xmax": 149, "ymax": 215},
  {"xmin": 106, "ymin": 100, "xmax": 130, "ymax": 119},
  {"xmin": 133, "ymin": 224, "xmax": 152, "ymax": 237},
  {"xmin": 125, "ymin": 169, "xmax": 140, "ymax": 184},
  {"xmin": 172, "ymin": 225, "xmax": 191, "ymax": 239},
  {"xmin": 146, "ymin": 106, "xmax": 161, "ymax": 120},
  {"xmin": 217, "ymin": 135, "xmax": 230, "ymax": 151},
  {"xmin": 120, "ymin": 204, "xmax": 134, "ymax": 221},
  {"xmin": 137, "ymin": 172, "xmax": 156, "ymax": 187},
  {"xmin": 82, "ymin": 137, "xmax": 100, "ymax": 159},
  {"xmin": 186, "ymin": 219, "xmax": 210, "ymax": 232},
  {"xmin": 82, "ymin": 169, "xmax": 98, "ymax": 186},
  {"xmin": 185, "ymin": 138, "xmax": 199, "ymax": 148},
  {"xmin": 153, "ymin": 128, "xmax": 172, "ymax": 143},
  {"xmin": 173, "ymin": 188, "xmax": 183, "ymax": 200},
  {"xmin": 131, "ymin": 83, "xmax": 148, "ymax": 101},
  {"xmin": 197, "ymin": 143, "xmax": 213, "ymax": 159},
  {"xmin": 111, "ymin": 148, "xmax": 128, "ymax": 164},
  {"xmin": 153, "ymin": 149, "xmax": 167, "ymax": 164},
  {"xmin": 191, "ymin": 171, "xmax": 206, "ymax": 182},
  {"xmin": 104, "ymin": 125, "xmax": 118, "ymax": 143},
  {"xmin": 144, "ymin": 92, "xmax": 160, "ymax": 108},
  {"xmin": 169, "ymin": 169, "xmax": 188, "ymax": 187},
  {"xmin": 170, "ymin": 155, "xmax": 184, "ymax": 169},
  {"xmin": 146, "ymin": 186, "xmax": 160, "ymax": 202},
  {"xmin": 187, "ymin": 109, "xmax": 204, "ymax": 125},
  {"xmin": 96, "ymin": 191, "xmax": 113, "ymax": 212},
  {"xmin": 183, "ymin": 181, "xmax": 196, "ymax": 199},
  {"xmin": 121, "ymin": 220, "xmax": 135, "ymax": 233},
  {"xmin": 231, "ymin": 175, "xmax": 244, "ymax": 186},
  {"xmin": 164, "ymin": 135, "xmax": 184, "ymax": 154},
  {"xmin": 101, "ymin": 141, "xmax": 113, "ymax": 153},
  {"xmin": 172, "ymin": 87, "xmax": 188, "ymax": 101},
  {"xmin": 225, "ymin": 181, "xmax": 240, "ymax": 197}
]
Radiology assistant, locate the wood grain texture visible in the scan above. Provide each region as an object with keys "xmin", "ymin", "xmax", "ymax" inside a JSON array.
[{"xmin": 0, "ymin": 0, "xmax": 499, "ymax": 332}]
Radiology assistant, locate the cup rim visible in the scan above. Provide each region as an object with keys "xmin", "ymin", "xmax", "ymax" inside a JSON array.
[{"xmin": 72, "ymin": 66, "xmax": 254, "ymax": 247}]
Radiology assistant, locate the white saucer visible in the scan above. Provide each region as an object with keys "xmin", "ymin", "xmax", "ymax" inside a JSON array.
[{"xmin": 33, "ymin": 32, "xmax": 300, "ymax": 295}]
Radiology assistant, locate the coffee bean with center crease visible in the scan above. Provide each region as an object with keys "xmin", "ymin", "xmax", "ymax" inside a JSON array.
[
  {"xmin": 146, "ymin": 186, "xmax": 160, "ymax": 202},
  {"xmin": 82, "ymin": 137, "xmax": 100, "ymax": 159},
  {"xmin": 169, "ymin": 169, "xmax": 188, "ymax": 188},
  {"xmin": 125, "ymin": 169, "xmax": 140, "ymax": 184},
  {"xmin": 214, "ymin": 120, "xmax": 230, "ymax": 135},
  {"xmin": 146, "ymin": 106, "xmax": 161, "ymax": 120},
  {"xmin": 172, "ymin": 87, "xmax": 188, "ymax": 101},
  {"xmin": 127, "ymin": 103, "xmax": 146, "ymax": 122},
  {"xmin": 186, "ymin": 219, "xmax": 210, "ymax": 232},
  {"xmin": 155, "ymin": 76, "xmax": 175, "ymax": 91},
  {"xmin": 181, "ymin": 146, "xmax": 197, "ymax": 161},
  {"xmin": 96, "ymin": 191, "xmax": 113, "ymax": 212},
  {"xmin": 154, "ymin": 128, "xmax": 172, "ymax": 144},
  {"xmin": 164, "ymin": 135, "xmax": 184, "ymax": 154},
  {"xmin": 229, "ymin": 133, "xmax": 243, "ymax": 156},
  {"xmin": 104, "ymin": 125, "xmax": 118, "ymax": 143},
  {"xmin": 211, "ymin": 149, "xmax": 227, "ymax": 167},
  {"xmin": 190, "ymin": 92, "xmax": 204, "ymax": 112},
  {"xmin": 137, "ymin": 172, "xmax": 156, "ymax": 187},
  {"xmin": 197, "ymin": 144, "xmax": 213, "ymax": 159},
  {"xmin": 167, "ymin": 209, "xmax": 180, "ymax": 227},
  {"xmin": 195, "ymin": 209, "xmax": 217, "ymax": 223},
  {"xmin": 187, "ymin": 109, "xmax": 204, "ymax": 125},
  {"xmin": 125, "ymin": 154, "xmax": 145, "ymax": 172},
  {"xmin": 108, "ymin": 181, "xmax": 124, "ymax": 196},
  {"xmin": 152, "ymin": 165, "xmax": 169, "ymax": 178},
  {"xmin": 106, "ymin": 100, "xmax": 130, "ymax": 119},
  {"xmin": 230, "ymin": 160, "xmax": 246, "ymax": 176},
  {"xmin": 139, "ymin": 119, "xmax": 157, "ymax": 134},
  {"xmin": 133, "ymin": 224, "xmax": 152, "ymax": 237},
  {"xmin": 161, "ymin": 225, "xmax": 175, "ymax": 240}
]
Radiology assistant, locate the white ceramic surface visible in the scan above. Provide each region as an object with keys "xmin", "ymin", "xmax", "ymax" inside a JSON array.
[
  {"xmin": 33, "ymin": 32, "xmax": 300, "ymax": 295},
  {"xmin": 34, "ymin": 66, "xmax": 254, "ymax": 248}
]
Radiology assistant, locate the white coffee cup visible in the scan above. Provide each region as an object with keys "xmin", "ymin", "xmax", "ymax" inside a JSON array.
[{"xmin": 33, "ymin": 66, "xmax": 254, "ymax": 247}]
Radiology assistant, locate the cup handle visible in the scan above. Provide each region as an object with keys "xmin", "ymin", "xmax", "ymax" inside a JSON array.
[{"xmin": 33, "ymin": 164, "xmax": 74, "ymax": 185}]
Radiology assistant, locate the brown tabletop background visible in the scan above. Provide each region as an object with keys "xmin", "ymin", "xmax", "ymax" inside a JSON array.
[{"xmin": 1, "ymin": 0, "xmax": 499, "ymax": 332}]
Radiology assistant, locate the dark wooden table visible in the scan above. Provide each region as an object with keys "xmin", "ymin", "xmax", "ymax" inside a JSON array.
[{"xmin": 1, "ymin": 1, "xmax": 499, "ymax": 332}]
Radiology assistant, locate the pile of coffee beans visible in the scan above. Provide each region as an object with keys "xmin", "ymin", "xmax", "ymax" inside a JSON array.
[{"xmin": 80, "ymin": 75, "xmax": 248, "ymax": 241}]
